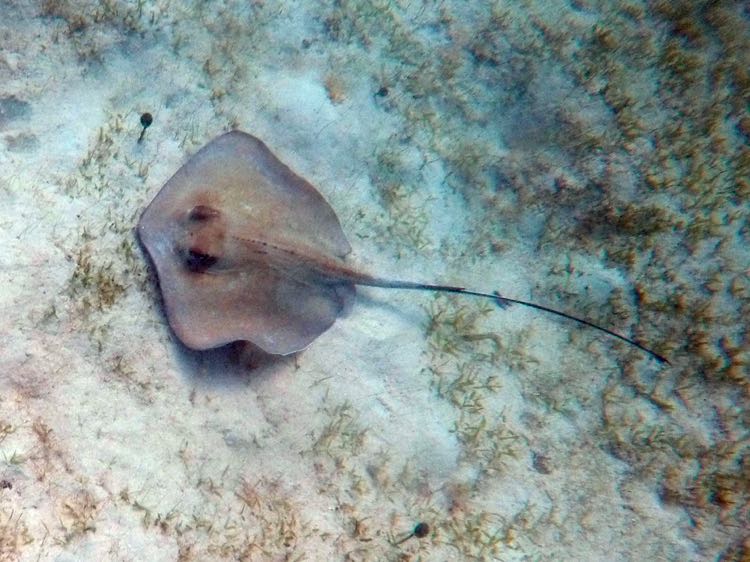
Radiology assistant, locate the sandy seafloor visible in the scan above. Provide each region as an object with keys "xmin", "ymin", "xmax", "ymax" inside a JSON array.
[{"xmin": 0, "ymin": 1, "xmax": 748, "ymax": 560}]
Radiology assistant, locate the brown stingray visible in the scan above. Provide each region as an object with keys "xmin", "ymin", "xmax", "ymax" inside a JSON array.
[{"xmin": 138, "ymin": 131, "xmax": 667, "ymax": 363}]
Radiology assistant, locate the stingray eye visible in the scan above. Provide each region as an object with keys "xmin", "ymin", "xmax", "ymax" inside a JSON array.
[
  {"xmin": 187, "ymin": 205, "xmax": 221, "ymax": 222},
  {"xmin": 184, "ymin": 247, "xmax": 218, "ymax": 273}
]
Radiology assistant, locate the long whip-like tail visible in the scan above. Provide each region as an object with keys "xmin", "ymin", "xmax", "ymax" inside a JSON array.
[{"xmin": 356, "ymin": 276, "xmax": 669, "ymax": 365}]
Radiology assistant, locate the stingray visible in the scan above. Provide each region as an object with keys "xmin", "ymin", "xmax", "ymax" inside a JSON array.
[{"xmin": 137, "ymin": 131, "xmax": 667, "ymax": 364}]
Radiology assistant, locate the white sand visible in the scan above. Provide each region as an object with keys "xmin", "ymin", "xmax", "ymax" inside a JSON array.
[{"xmin": 0, "ymin": 1, "xmax": 746, "ymax": 561}]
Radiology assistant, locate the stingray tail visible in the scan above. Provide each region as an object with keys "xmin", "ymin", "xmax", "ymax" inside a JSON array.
[{"xmin": 355, "ymin": 275, "xmax": 669, "ymax": 365}]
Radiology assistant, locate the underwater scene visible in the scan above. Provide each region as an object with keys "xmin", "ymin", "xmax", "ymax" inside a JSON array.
[{"xmin": 0, "ymin": 1, "xmax": 747, "ymax": 560}]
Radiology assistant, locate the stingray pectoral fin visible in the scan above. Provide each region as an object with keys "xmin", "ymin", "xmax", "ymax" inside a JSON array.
[{"xmin": 154, "ymin": 253, "xmax": 355, "ymax": 354}]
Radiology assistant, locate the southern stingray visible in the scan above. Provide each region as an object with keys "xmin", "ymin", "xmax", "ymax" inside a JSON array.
[{"xmin": 137, "ymin": 131, "xmax": 666, "ymax": 364}]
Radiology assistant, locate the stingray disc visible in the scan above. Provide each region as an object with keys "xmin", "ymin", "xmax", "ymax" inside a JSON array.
[{"xmin": 138, "ymin": 131, "xmax": 355, "ymax": 355}]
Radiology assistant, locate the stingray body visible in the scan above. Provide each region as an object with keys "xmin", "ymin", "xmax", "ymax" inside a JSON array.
[
  {"xmin": 140, "ymin": 131, "xmax": 368, "ymax": 354},
  {"xmin": 138, "ymin": 131, "xmax": 667, "ymax": 363}
]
